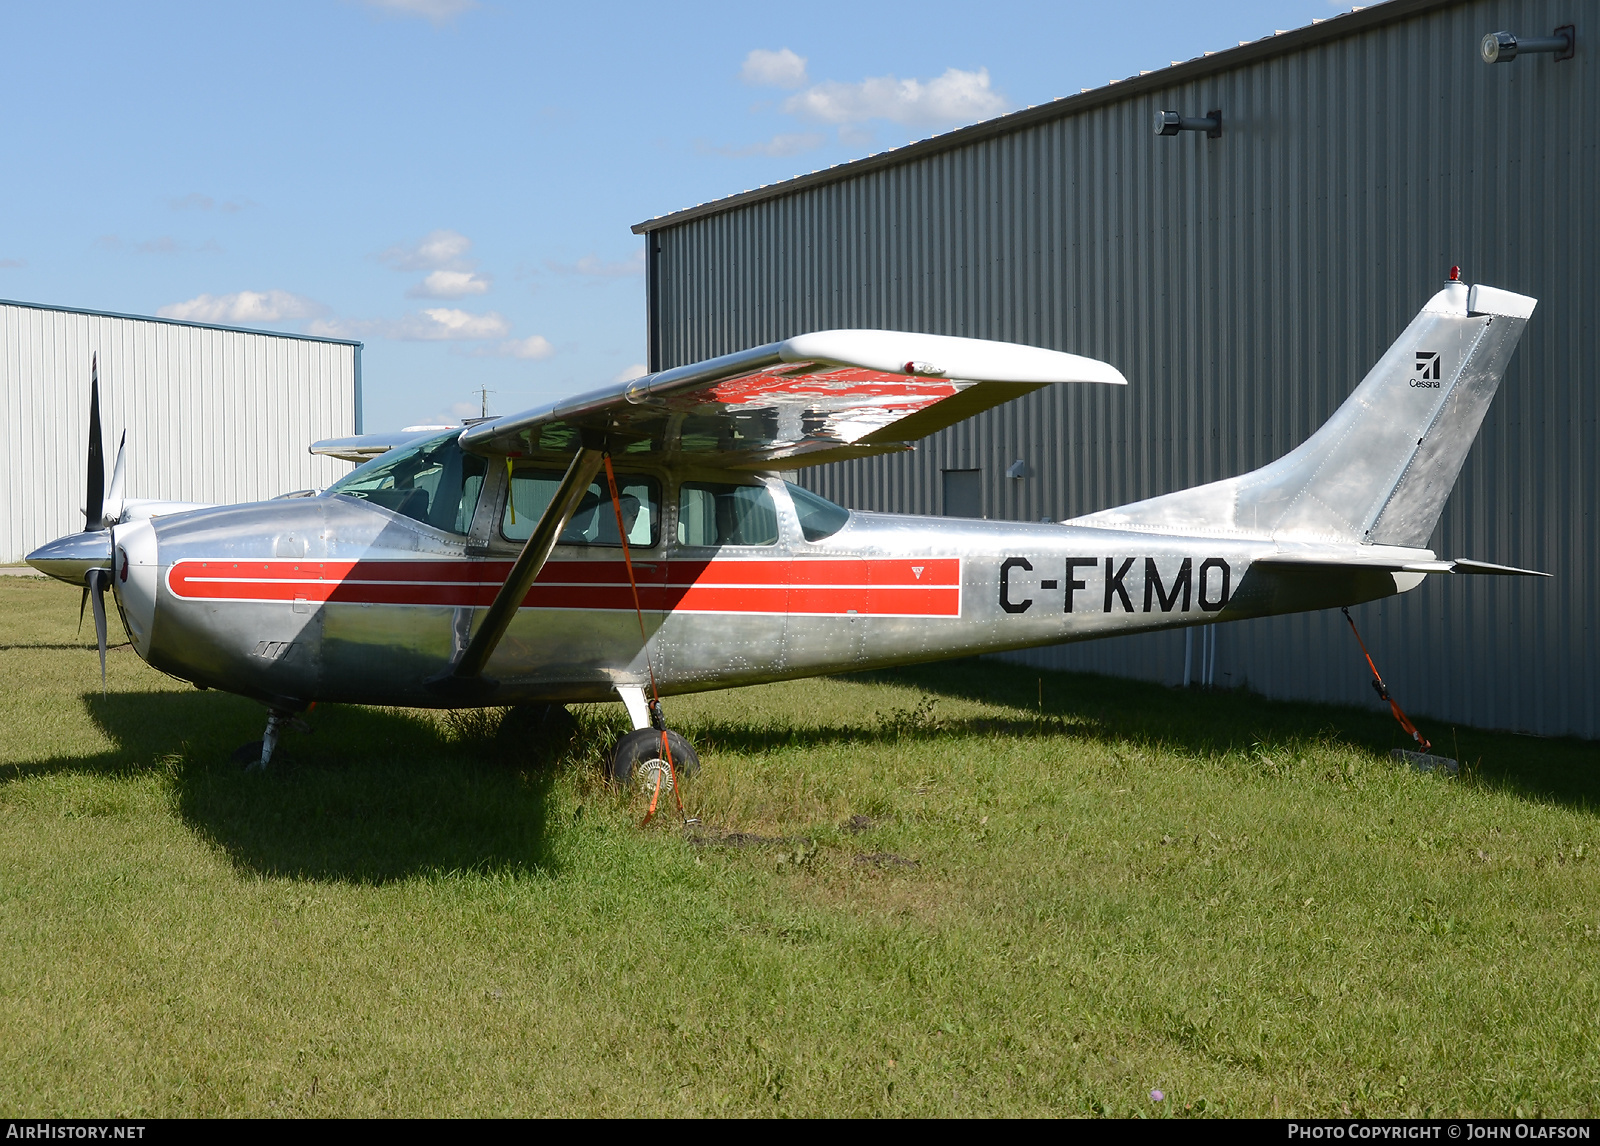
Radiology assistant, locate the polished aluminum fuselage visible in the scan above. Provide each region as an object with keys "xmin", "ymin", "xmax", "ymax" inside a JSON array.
[
  {"xmin": 31, "ymin": 280, "xmax": 1531, "ymax": 716},
  {"xmin": 106, "ymin": 465, "xmax": 1425, "ymax": 709}
]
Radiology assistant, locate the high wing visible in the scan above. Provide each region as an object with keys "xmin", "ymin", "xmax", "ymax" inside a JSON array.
[{"xmin": 456, "ymin": 330, "xmax": 1127, "ymax": 467}]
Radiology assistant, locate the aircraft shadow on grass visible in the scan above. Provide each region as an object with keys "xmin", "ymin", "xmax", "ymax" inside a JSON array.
[
  {"xmin": 846, "ymin": 658, "xmax": 1600, "ymax": 813},
  {"xmin": 6, "ymin": 661, "xmax": 1594, "ymax": 885},
  {"xmin": 15, "ymin": 690, "xmax": 564, "ymax": 885}
]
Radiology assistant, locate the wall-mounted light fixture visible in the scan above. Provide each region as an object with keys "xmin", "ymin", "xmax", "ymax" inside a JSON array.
[
  {"xmin": 1481, "ymin": 25, "xmax": 1575, "ymax": 63},
  {"xmin": 1005, "ymin": 459, "xmax": 1030, "ymax": 480},
  {"xmin": 1154, "ymin": 109, "xmax": 1222, "ymax": 139}
]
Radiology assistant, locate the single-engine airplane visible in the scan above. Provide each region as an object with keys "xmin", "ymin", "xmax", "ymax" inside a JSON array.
[{"xmin": 28, "ymin": 272, "xmax": 1546, "ymax": 781}]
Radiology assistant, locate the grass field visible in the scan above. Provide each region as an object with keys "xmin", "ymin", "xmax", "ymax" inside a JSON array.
[{"xmin": 1, "ymin": 574, "xmax": 1597, "ymax": 1117}]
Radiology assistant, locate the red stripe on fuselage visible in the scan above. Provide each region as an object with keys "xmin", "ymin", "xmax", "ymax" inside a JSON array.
[{"xmin": 165, "ymin": 557, "xmax": 962, "ymax": 617}]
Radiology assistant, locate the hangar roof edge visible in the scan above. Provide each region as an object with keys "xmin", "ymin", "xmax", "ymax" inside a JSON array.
[
  {"xmin": 0, "ymin": 297, "xmax": 364, "ymax": 349},
  {"xmin": 631, "ymin": 0, "xmax": 1460, "ymax": 235}
]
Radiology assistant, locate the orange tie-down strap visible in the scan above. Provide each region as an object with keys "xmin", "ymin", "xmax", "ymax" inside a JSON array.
[
  {"xmin": 1340, "ymin": 607, "xmax": 1431, "ymax": 754},
  {"xmin": 601, "ymin": 452, "xmax": 685, "ymax": 827}
]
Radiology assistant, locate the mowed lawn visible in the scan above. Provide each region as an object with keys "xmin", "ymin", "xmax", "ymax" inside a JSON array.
[{"xmin": 1, "ymin": 574, "xmax": 1597, "ymax": 1118}]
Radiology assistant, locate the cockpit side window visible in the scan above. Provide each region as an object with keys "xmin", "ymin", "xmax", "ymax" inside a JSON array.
[
  {"xmin": 677, "ymin": 482, "xmax": 780, "ymax": 546},
  {"xmin": 325, "ymin": 431, "xmax": 486, "ymax": 534},
  {"xmin": 502, "ymin": 469, "xmax": 660, "ymax": 547}
]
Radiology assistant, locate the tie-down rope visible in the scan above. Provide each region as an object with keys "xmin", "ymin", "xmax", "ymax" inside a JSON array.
[
  {"xmin": 1341, "ymin": 606, "xmax": 1432, "ymax": 754},
  {"xmin": 602, "ymin": 453, "xmax": 686, "ymax": 826}
]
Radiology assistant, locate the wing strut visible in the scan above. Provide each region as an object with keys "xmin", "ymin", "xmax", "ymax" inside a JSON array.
[{"xmin": 427, "ymin": 443, "xmax": 607, "ymax": 700}]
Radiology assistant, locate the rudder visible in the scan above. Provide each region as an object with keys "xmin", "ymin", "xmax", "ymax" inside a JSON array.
[{"xmin": 1363, "ymin": 283, "xmax": 1534, "ymax": 545}]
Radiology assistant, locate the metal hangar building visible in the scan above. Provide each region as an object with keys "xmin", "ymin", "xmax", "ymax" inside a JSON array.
[
  {"xmin": 2, "ymin": 300, "xmax": 361, "ymax": 565},
  {"xmin": 633, "ymin": 0, "xmax": 1596, "ymax": 738}
]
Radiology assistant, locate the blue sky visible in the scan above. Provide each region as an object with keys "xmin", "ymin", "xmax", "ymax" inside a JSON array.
[{"xmin": 2, "ymin": 0, "xmax": 1347, "ymax": 432}]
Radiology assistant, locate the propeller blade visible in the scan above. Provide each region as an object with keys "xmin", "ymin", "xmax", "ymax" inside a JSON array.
[
  {"xmin": 87, "ymin": 568, "xmax": 109, "ymax": 694},
  {"xmin": 84, "ymin": 355, "xmax": 105, "ymax": 531},
  {"xmin": 78, "ymin": 586, "xmax": 89, "ymax": 634},
  {"xmin": 103, "ymin": 431, "xmax": 127, "ymax": 526}
]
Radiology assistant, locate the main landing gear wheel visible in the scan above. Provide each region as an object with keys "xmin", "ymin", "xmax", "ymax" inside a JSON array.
[{"xmin": 608, "ymin": 728, "xmax": 699, "ymax": 790}]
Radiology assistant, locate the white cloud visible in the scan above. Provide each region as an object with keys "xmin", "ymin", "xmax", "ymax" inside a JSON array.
[
  {"xmin": 404, "ymin": 308, "xmax": 511, "ymax": 340},
  {"xmin": 500, "ymin": 335, "xmax": 554, "ymax": 359},
  {"xmin": 545, "ymin": 249, "xmax": 645, "ymax": 278},
  {"xmin": 407, "ymin": 269, "xmax": 492, "ymax": 298},
  {"xmin": 307, "ymin": 307, "xmax": 509, "ymax": 341},
  {"xmin": 741, "ymin": 48, "xmax": 808, "ymax": 89},
  {"xmin": 613, "ymin": 363, "xmax": 649, "ymax": 383},
  {"xmin": 158, "ymin": 290, "xmax": 325, "ymax": 324},
  {"xmin": 379, "ymin": 229, "xmax": 474, "ymax": 272},
  {"xmin": 0, "ymin": 258, "xmax": 26, "ymax": 269},
  {"xmin": 469, "ymin": 335, "xmax": 555, "ymax": 360},
  {"xmin": 709, "ymin": 131, "xmax": 826, "ymax": 158},
  {"xmin": 359, "ymin": 0, "xmax": 479, "ymax": 25},
  {"xmin": 783, "ymin": 66, "xmax": 1007, "ymax": 127},
  {"xmin": 381, "ymin": 231, "xmax": 495, "ymax": 299}
]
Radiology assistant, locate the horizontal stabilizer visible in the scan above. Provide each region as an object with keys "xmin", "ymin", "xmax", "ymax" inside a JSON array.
[
  {"xmin": 1447, "ymin": 558, "xmax": 1549, "ymax": 578},
  {"xmin": 1252, "ymin": 555, "xmax": 1548, "ymax": 577}
]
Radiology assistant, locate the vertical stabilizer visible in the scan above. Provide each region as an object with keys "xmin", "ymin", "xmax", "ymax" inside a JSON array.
[{"xmin": 1072, "ymin": 280, "xmax": 1536, "ymax": 547}]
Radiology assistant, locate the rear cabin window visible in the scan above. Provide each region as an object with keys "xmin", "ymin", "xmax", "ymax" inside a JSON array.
[
  {"xmin": 325, "ymin": 431, "xmax": 486, "ymax": 535},
  {"xmin": 502, "ymin": 470, "xmax": 660, "ymax": 547},
  {"xmin": 785, "ymin": 482, "xmax": 851, "ymax": 542},
  {"xmin": 677, "ymin": 482, "xmax": 779, "ymax": 546}
]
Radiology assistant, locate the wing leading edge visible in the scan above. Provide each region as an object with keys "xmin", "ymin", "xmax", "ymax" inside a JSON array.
[
  {"xmin": 457, "ymin": 330, "xmax": 1127, "ymax": 468},
  {"xmin": 310, "ymin": 427, "xmax": 461, "ymax": 464}
]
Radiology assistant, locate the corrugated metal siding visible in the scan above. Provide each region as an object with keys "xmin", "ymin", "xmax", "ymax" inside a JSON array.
[
  {"xmin": 648, "ymin": 0, "xmax": 1597, "ymax": 738},
  {"xmin": 2, "ymin": 304, "xmax": 358, "ymax": 562}
]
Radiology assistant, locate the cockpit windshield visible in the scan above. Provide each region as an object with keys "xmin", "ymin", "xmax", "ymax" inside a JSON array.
[{"xmin": 324, "ymin": 430, "xmax": 486, "ymax": 534}]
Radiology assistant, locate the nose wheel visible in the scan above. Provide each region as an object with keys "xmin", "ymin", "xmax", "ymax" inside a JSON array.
[{"xmin": 231, "ymin": 707, "xmax": 308, "ymax": 769}]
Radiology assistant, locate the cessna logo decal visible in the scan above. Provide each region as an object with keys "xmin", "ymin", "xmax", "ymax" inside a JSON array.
[
  {"xmin": 1411, "ymin": 351, "xmax": 1442, "ymax": 387},
  {"xmin": 1001, "ymin": 557, "xmax": 1232, "ymax": 614}
]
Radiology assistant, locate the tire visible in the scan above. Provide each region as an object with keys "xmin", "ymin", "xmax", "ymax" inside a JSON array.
[{"xmin": 608, "ymin": 728, "xmax": 700, "ymax": 787}]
